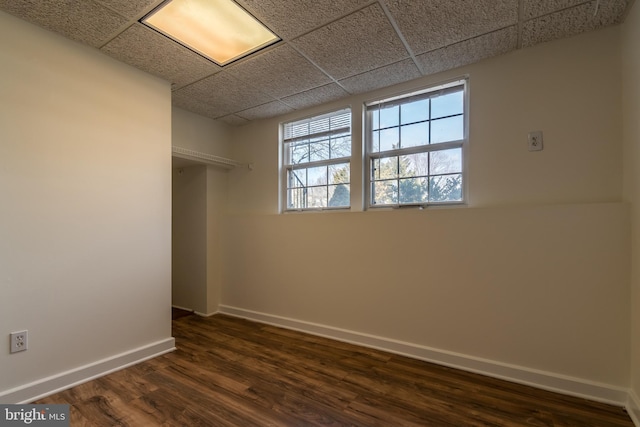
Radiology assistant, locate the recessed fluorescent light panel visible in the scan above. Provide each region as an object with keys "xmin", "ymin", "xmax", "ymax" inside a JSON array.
[{"xmin": 142, "ymin": 0, "xmax": 280, "ymax": 66}]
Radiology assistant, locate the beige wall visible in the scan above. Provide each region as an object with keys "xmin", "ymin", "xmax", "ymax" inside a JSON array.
[
  {"xmin": 172, "ymin": 107, "xmax": 231, "ymax": 315},
  {"xmin": 172, "ymin": 165, "xmax": 207, "ymax": 313},
  {"xmin": 0, "ymin": 11, "xmax": 172, "ymax": 399},
  {"xmin": 172, "ymin": 106, "xmax": 232, "ymax": 158},
  {"xmin": 223, "ymin": 204, "xmax": 629, "ymax": 384},
  {"xmin": 469, "ymin": 30, "xmax": 622, "ymax": 207},
  {"xmin": 206, "ymin": 167, "xmax": 228, "ymax": 313},
  {"xmin": 171, "ymin": 165, "xmax": 228, "ymax": 315},
  {"xmin": 225, "ymin": 27, "xmax": 630, "ymax": 388},
  {"xmin": 622, "ymin": 0, "xmax": 640, "ymax": 414}
]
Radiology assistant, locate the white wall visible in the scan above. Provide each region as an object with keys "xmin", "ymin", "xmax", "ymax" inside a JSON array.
[
  {"xmin": 225, "ymin": 26, "xmax": 630, "ymax": 397},
  {"xmin": 0, "ymin": 11, "xmax": 173, "ymax": 402},
  {"xmin": 622, "ymin": 1, "xmax": 640, "ymax": 420}
]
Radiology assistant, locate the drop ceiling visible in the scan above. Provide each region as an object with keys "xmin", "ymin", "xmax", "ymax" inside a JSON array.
[{"xmin": 0, "ymin": 0, "xmax": 633, "ymax": 125}]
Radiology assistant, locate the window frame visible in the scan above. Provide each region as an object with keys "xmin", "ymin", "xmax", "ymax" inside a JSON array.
[
  {"xmin": 364, "ymin": 78, "xmax": 468, "ymax": 209},
  {"xmin": 280, "ymin": 107, "xmax": 352, "ymax": 213}
]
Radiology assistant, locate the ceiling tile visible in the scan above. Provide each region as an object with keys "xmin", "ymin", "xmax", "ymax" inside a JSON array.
[
  {"xmin": 339, "ymin": 59, "xmax": 421, "ymax": 94},
  {"xmin": 237, "ymin": 101, "xmax": 295, "ymax": 121},
  {"xmin": 0, "ymin": 0, "xmax": 128, "ymax": 47},
  {"xmin": 172, "ymin": 91, "xmax": 227, "ymax": 120},
  {"xmin": 521, "ymin": 0, "xmax": 629, "ymax": 48},
  {"xmin": 282, "ymin": 84, "xmax": 350, "ymax": 109},
  {"xmin": 227, "ymin": 44, "xmax": 331, "ymax": 98},
  {"xmin": 218, "ymin": 115, "xmax": 249, "ymax": 126},
  {"xmin": 95, "ymin": 0, "xmax": 161, "ymax": 20},
  {"xmin": 172, "ymin": 72, "xmax": 274, "ymax": 119},
  {"xmin": 416, "ymin": 26, "xmax": 518, "ymax": 75},
  {"xmin": 382, "ymin": 0, "xmax": 518, "ymax": 54},
  {"xmin": 291, "ymin": 4, "xmax": 409, "ymax": 80},
  {"xmin": 101, "ymin": 23, "xmax": 219, "ymax": 89},
  {"xmin": 1, "ymin": 0, "xmax": 634, "ymax": 125},
  {"xmin": 235, "ymin": 0, "xmax": 370, "ymax": 40},
  {"xmin": 522, "ymin": 0, "xmax": 588, "ymax": 20}
]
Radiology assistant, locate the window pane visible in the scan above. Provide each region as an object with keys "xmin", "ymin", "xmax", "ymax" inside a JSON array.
[
  {"xmin": 380, "ymin": 105, "xmax": 399, "ymax": 129},
  {"xmin": 288, "ymin": 169, "xmax": 306, "ymax": 187},
  {"xmin": 365, "ymin": 82, "xmax": 465, "ymax": 208},
  {"xmin": 400, "ymin": 122, "xmax": 428, "ymax": 148},
  {"xmin": 430, "ymin": 148, "xmax": 462, "ymax": 175},
  {"xmin": 380, "ymin": 127, "xmax": 399, "ymax": 152},
  {"xmin": 330, "ymin": 136, "xmax": 351, "ymax": 159},
  {"xmin": 307, "ymin": 186, "xmax": 328, "ymax": 208},
  {"xmin": 307, "ymin": 165, "xmax": 327, "ymax": 186},
  {"xmin": 372, "ymin": 130, "xmax": 380, "ymax": 152},
  {"xmin": 309, "ymin": 140, "xmax": 330, "ymax": 162},
  {"xmin": 431, "ymin": 116, "xmax": 463, "ymax": 144},
  {"xmin": 290, "ymin": 142, "xmax": 309, "ymax": 164},
  {"xmin": 401, "ymin": 99, "xmax": 429, "ymax": 125},
  {"xmin": 399, "ymin": 177, "xmax": 428, "ymax": 204},
  {"xmin": 399, "ymin": 152, "xmax": 428, "ymax": 178},
  {"xmin": 432, "ymin": 90, "xmax": 463, "ymax": 119},
  {"xmin": 429, "ymin": 174, "xmax": 463, "ymax": 202},
  {"xmin": 372, "ymin": 156, "xmax": 398, "ymax": 180},
  {"xmin": 288, "ymin": 187, "xmax": 306, "ymax": 209},
  {"xmin": 372, "ymin": 180, "xmax": 397, "ymax": 205},
  {"xmin": 328, "ymin": 184, "xmax": 350, "ymax": 207},
  {"xmin": 287, "ymin": 164, "xmax": 350, "ymax": 210},
  {"xmin": 329, "ymin": 163, "xmax": 350, "ymax": 184}
]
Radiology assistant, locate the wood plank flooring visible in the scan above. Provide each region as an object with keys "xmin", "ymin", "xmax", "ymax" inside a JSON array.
[{"xmin": 35, "ymin": 312, "xmax": 634, "ymax": 426}]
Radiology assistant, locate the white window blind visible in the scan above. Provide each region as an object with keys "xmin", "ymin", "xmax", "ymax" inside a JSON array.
[{"xmin": 281, "ymin": 108, "xmax": 352, "ymax": 211}]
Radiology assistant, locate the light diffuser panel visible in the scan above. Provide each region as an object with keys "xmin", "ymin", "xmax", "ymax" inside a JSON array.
[{"xmin": 143, "ymin": 0, "xmax": 279, "ymax": 66}]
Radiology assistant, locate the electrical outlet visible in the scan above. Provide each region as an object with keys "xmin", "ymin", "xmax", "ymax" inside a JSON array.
[
  {"xmin": 528, "ymin": 131, "xmax": 543, "ymax": 151},
  {"xmin": 10, "ymin": 330, "xmax": 28, "ymax": 353}
]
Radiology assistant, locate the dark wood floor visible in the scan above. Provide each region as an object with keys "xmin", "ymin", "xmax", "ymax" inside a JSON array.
[{"xmin": 36, "ymin": 312, "xmax": 634, "ymax": 426}]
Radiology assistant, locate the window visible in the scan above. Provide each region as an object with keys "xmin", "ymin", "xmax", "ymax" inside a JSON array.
[
  {"xmin": 365, "ymin": 79, "xmax": 467, "ymax": 208},
  {"xmin": 281, "ymin": 108, "xmax": 351, "ymax": 211}
]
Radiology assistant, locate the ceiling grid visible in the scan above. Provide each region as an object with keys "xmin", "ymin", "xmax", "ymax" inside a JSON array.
[{"xmin": 0, "ymin": 0, "xmax": 633, "ymax": 125}]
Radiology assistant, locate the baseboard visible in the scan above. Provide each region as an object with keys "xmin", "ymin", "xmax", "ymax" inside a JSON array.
[
  {"xmin": 172, "ymin": 305, "xmax": 217, "ymax": 317},
  {"xmin": 628, "ymin": 389, "xmax": 640, "ymax": 427},
  {"xmin": 219, "ymin": 305, "xmax": 628, "ymax": 406},
  {"xmin": 0, "ymin": 338, "xmax": 176, "ymax": 404},
  {"xmin": 194, "ymin": 310, "xmax": 218, "ymax": 317}
]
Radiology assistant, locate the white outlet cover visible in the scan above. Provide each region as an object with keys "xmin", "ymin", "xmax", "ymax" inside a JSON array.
[
  {"xmin": 528, "ymin": 131, "xmax": 543, "ymax": 151},
  {"xmin": 10, "ymin": 330, "xmax": 28, "ymax": 353}
]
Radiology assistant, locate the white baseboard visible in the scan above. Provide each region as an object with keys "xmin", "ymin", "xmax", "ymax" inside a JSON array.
[
  {"xmin": 172, "ymin": 305, "xmax": 216, "ymax": 317},
  {"xmin": 0, "ymin": 338, "xmax": 176, "ymax": 404},
  {"xmin": 194, "ymin": 310, "xmax": 218, "ymax": 317},
  {"xmin": 628, "ymin": 390, "xmax": 640, "ymax": 427},
  {"xmin": 219, "ymin": 305, "xmax": 629, "ymax": 406}
]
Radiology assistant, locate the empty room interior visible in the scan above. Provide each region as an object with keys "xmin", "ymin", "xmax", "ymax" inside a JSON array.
[{"xmin": 1, "ymin": 0, "xmax": 640, "ymax": 425}]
